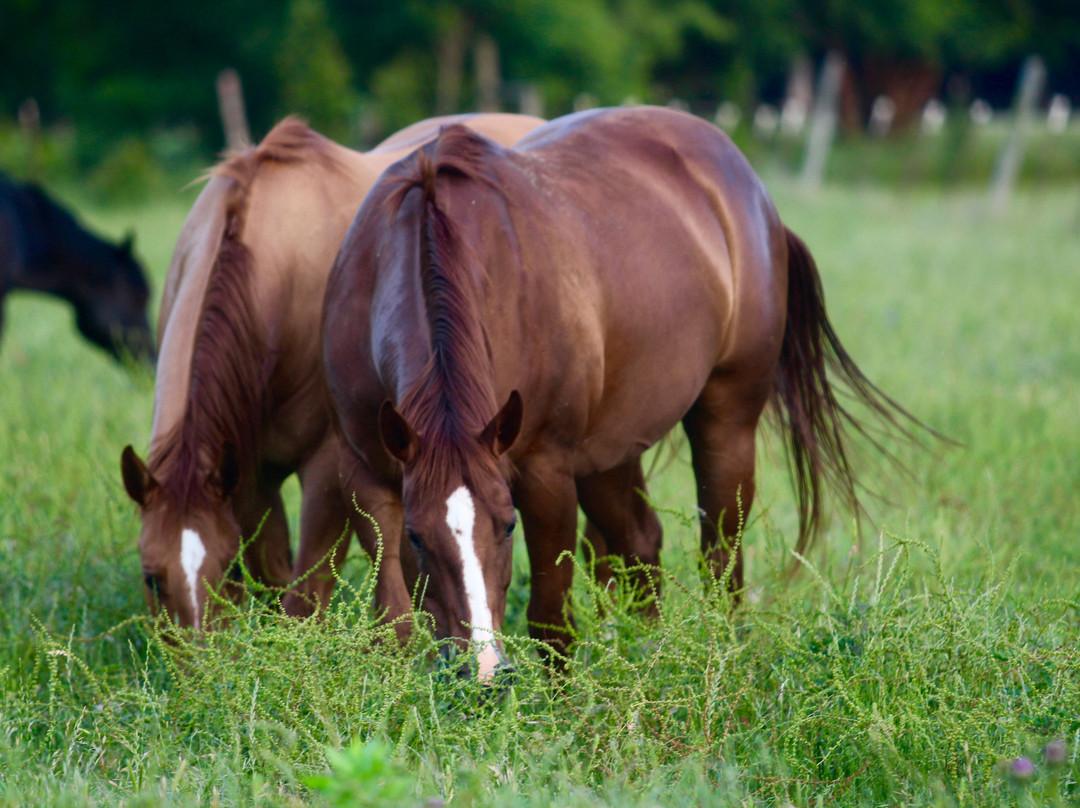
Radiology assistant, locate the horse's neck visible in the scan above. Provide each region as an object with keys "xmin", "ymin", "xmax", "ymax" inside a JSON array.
[
  {"xmin": 152, "ymin": 149, "xmax": 374, "ymax": 457},
  {"xmin": 11, "ymin": 193, "xmax": 96, "ymax": 302},
  {"xmin": 243, "ymin": 147, "xmax": 374, "ymax": 348}
]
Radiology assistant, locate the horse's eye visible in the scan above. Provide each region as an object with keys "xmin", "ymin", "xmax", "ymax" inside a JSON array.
[
  {"xmin": 407, "ymin": 529, "xmax": 423, "ymax": 551},
  {"xmin": 143, "ymin": 572, "xmax": 160, "ymax": 595},
  {"xmin": 504, "ymin": 516, "xmax": 517, "ymax": 539}
]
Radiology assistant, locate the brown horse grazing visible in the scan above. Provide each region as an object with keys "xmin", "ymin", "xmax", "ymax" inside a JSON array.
[
  {"xmin": 120, "ymin": 112, "xmax": 543, "ymax": 630},
  {"xmin": 323, "ymin": 106, "xmax": 920, "ymax": 678}
]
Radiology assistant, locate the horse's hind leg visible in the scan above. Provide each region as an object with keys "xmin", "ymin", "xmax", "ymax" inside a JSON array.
[
  {"xmin": 576, "ymin": 459, "xmax": 663, "ymax": 616},
  {"xmin": 681, "ymin": 374, "xmax": 770, "ymax": 597}
]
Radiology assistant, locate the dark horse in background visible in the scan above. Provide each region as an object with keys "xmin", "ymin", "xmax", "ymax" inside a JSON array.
[
  {"xmin": 324, "ymin": 106, "xmax": 924, "ymax": 680},
  {"xmin": 0, "ymin": 171, "xmax": 155, "ymax": 364}
]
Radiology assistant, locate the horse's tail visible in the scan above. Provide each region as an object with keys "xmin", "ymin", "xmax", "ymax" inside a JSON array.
[{"xmin": 772, "ymin": 227, "xmax": 926, "ymax": 559}]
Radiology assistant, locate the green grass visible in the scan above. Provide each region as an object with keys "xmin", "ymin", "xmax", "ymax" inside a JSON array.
[{"xmin": 0, "ymin": 180, "xmax": 1078, "ymax": 806}]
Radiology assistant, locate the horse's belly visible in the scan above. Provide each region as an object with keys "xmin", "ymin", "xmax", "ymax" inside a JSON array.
[{"xmin": 568, "ymin": 337, "xmax": 716, "ymax": 475}]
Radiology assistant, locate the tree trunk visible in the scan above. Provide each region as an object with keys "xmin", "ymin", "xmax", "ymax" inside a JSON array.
[
  {"xmin": 436, "ymin": 8, "xmax": 470, "ymax": 115},
  {"xmin": 474, "ymin": 32, "xmax": 501, "ymax": 112}
]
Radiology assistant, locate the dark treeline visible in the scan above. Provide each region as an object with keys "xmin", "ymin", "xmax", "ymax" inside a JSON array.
[{"xmin": 2, "ymin": 0, "xmax": 1078, "ymax": 153}]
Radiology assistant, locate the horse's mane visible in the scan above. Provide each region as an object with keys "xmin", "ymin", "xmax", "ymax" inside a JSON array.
[
  {"xmin": 388, "ymin": 127, "xmax": 506, "ymax": 491},
  {"xmin": 213, "ymin": 115, "xmax": 342, "ymax": 187},
  {"xmin": 151, "ymin": 117, "xmax": 341, "ymax": 507}
]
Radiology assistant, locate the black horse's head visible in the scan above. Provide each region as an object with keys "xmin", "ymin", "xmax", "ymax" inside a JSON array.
[{"xmin": 70, "ymin": 231, "xmax": 156, "ymax": 365}]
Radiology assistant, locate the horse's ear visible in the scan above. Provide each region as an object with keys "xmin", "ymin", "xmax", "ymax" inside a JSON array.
[
  {"xmin": 482, "ymin": 390, "xmax": 523, "ymax": 458},
  {"xmin": 120, "ymin": 445, "xmax": 156, "ymax": 506},
  {"xmin": 378, "ymin": 400, "xmax": 418, "ymax": 465},
  {"xmin": 211, "ymin": 442, "xmax": 240, "ymax": 499},
  {"xmin": 120, "ymin": 230, "xmax": 135, "ymax": 254}
]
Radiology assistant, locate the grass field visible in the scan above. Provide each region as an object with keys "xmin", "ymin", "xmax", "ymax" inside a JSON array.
[{"xmin": 0, "ymin": 177, "xmax": 1078, "ymax": 806}]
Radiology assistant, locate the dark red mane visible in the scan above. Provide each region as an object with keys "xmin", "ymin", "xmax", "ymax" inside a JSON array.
[
  {"xmin": 149, "ymin": 118, "xmax": 341, "ymax": 508},
  {"xmin": 389, "ymin": 128, "xmax": 506, "ymax": 490}
]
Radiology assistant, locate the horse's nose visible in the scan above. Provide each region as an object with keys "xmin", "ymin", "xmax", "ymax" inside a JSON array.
[
  {"xmin": 489, "ymin": 661, "xmax": 517, "ymax": 687},
  {"xmin": 438, "ymin": 643, "xmax": 516, "ymax": 686},
  {"xmin": 437, "ymin": 643, "xmax": 470, "ymax": 680}
]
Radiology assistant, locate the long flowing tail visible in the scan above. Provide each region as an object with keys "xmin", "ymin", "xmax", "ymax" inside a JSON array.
[{"xmin": 772, "ymin": 227, "xmax": 928, "ymax": 559}]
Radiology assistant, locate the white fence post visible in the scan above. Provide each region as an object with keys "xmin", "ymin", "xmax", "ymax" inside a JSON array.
[
  {"xmin": 801, "ymin": 51, "xmax": 845, "ymax": 192},
  {"xmin": 989, "ymin": 55, "xmax": 1046, "ymax": 215}
]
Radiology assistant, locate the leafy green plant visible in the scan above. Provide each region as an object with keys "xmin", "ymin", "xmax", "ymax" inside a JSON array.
[{"xmin": 305, "ymin": 739, "xmax": 416, "ymax": 807}]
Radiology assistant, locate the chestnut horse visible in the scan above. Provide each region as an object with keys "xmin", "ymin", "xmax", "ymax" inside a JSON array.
[
  {"xmin": 323, "ymin": 106, "xmax": 917, "ymax": 678},
  {"xmin": 120, "ymin": 113, "xmax": 543, "ymax": 629}
]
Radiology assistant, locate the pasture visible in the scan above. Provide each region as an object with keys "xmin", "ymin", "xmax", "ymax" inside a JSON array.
[{"xmin": 0, "ymin": 178, "xmax": 1077, "ymax": 806}]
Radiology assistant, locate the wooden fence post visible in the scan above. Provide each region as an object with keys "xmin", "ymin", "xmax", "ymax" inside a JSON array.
[
  {"xmin": 216, "ymin": 69, "xmax": 251, "ymax": 151},
  {"xmin": 518, "ymin": 84, "xmax": 543, "ymax": 119},
  {"xmin": 436, "ymin": 10, "xmax": 469, "ymax": 115},
  {"xmin": 989, "ymin": 55, "xmax": 1046, "ymax": 215},
  {"xmin": 801, "ymin": 51, "xmax": 844, "ymax": 192},
  {"xmin": 474, "ymin": 33, "xmax": 501, "ymax": 112}
]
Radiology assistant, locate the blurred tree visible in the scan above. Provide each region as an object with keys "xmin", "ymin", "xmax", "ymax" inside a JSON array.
[
  {"xmin": 481, "ymin": 0, "xmax": 634, "ymax": 110},
  {"xmin": 610, "ymin": 0, "xmax": 735, "ymax": 103},
  {"xmin": 277, "ymin": 0, "xmax": 357, "ymax": 141},
  {"xmin": 2, "ymin": 0, "xmax": 1078, "ymax": 158},
  {"xmin": 653, "ymin": 0, "xmax": 799, "ymax": 113},
  {"xmin": 0, "ymin": 0, "xmax": 287, "ymax": 152},
  {"xmin": 795, "ymin": 0, "xmax": 1035, "ymax": 128},
  {"xmin": 332, "ymin": 0, "xmax": 646, "ymax": 137}
]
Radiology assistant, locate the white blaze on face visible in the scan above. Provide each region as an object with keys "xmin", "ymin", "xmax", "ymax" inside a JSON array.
[
  {"xmin": 445, "ymin": 485, "xmax": 501, "ymax": 679},
  {"xmin": 180, "ymin": 528, "xmax": 207, "ymax": 627}
]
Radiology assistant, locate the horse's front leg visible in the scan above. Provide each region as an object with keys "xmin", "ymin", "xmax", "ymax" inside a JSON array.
[
  {"xmin": 236, "ymin": 479, "xmax": 293, "ymax": 590},
  {"xmin": 576, "ymin": 458, "xmax": 663, "ymax": 616},
  {"xmin": 336, "ymin": 449, "xmax": 416, "ymax": 645},
  {"xmin": 514, "ymin": 453, "xmax": 579, "ymax": 664},
  {"xmin": 282, "ymin": 434, "xmax": 353, "ymax": 619}
]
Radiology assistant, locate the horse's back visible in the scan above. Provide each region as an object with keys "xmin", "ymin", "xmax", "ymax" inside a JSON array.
[
  {"xmin": 367, "ymin": 113, "xmax": 545, "ymax": 174},
  {"xmin": 517, "ymin": 107, "xmax": 779, "ymax": 243},
  {"xmin": 0, "ymin": 176, "xmax": 57, "ymax": 287},
  {"xmin": 0, "ymin": 176, "xmax": 22, "ymax": 289},
  {"xmin": 518, "ymin": 106, "xmax": 786, "ymax": 358},
  {"xmin": 467, "ymin": 107, "xmax": 787, "ymax": 468}
]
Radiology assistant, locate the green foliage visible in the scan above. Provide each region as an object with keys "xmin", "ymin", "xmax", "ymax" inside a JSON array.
[
  {"xmin": 4, "ymin": 0, "xmax": 1078, "ymax": 152},
  {"xmin": 85, "ymin": 136, "xmax": 167, "ymax": 202},
  {"xmin": 367, "ymin": 50, "xmax": 437, "ymax": 139},
  {"xmin": 483, "ymin": 0, "xmax": 637, "ymax": 109},
  {"xmin": 305, "ymin": 740, "xmax": 414, "ymax": 807},
  {"xmin": 0, "ymin": 121, "xmax": 80, "ymax": 184},
  {"xmin": 276, "ymin": 0, "xmax": 357, "ymax": 142},
  {"xmin": 610, "ymin": 0, "xmax": 735, "ymax": 95}
]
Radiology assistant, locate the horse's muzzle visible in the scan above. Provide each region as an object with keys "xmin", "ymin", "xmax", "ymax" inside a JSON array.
[{"xmin": 437, "ymin": 643, "xmax": 517, "ymax": 688}]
